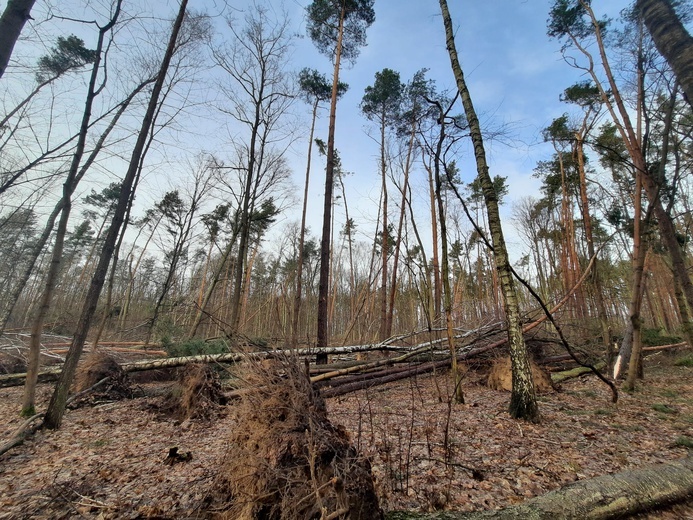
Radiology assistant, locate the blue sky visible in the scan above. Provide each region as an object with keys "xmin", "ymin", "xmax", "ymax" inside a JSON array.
[
  {"xmin": 257, "ymin": 0, "xmax": 630, "ymax": 257},
  {"xmin": 3, "ymin": 0, "xmax": 633, "ymax": 261}
]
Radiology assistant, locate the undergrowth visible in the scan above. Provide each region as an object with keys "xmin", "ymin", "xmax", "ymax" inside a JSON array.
[{"xmin": 163, "ymin": 338, "xmax": 229, "ymax": 358}]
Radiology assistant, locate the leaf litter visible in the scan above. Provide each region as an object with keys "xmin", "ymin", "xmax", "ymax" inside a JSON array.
[{"xmin": 0, "ymin": 355, "xmax": 691, "ymax": 519}]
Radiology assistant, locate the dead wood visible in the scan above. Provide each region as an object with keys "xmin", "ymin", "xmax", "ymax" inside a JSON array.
[
  {"xmin": 643, "ymin": 342, "xmax": 689, "ymax": 351},
  {"xmin": 321, "ymin": 363, "xmax": 438, "ymax": 398},
  {"xmin": 159, "ymin": 363, "xmax": 227, "ymax": 421},
  {"xmin": 214, "ymin": 354, "xmax": 382, "ymax": 520},
  {"xmin": 487, "ymin": 357, "xmax": 555, "ymax": 393},
  {"xmin": 0, "ymin": 344, "xmax": 425, "ymax": 388},
  {"xmin": 384, "ymin": 456, "xmax": 693, "ymax": 519},
  {"xmin": 551, "ymin": 362, "xmax": 607, "ymax": 384},
  {"xmin": 163, "ymin": 446, "xmax": 192, "ymax": 465}
]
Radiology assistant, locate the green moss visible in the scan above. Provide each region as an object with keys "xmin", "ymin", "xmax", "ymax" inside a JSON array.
[
  {"xmin": 593, "ymin": 408, "xmax": 613, "ymax": 416},
  {"xmin": 674, "ymin": 355, "xmax": 693, "ymax": 367},
  {"xmin": 674, "ymin": 436, "xmax": 693, "ymax": 449},
  {"xmin": 659, "ymin": 389, "xmax": 679, "ymax": 398},
  {"xmin": 90, "ymin": 438, "xmax": 110, "ymax": 448},
  {"xmin": 19, "ymin": 405, "xmax": 36, "ymax": 418},
  {"xmin": 652, "ymin": 403, "xmax": 677, "ymax": 414},
  {"xmin": 641, "ymin": 327, "xmax": 681, "ymax": 347}
]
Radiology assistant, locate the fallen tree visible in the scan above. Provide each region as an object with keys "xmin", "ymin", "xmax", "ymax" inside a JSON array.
[
  {"xmin": 385, "ymin": 455, "xmax": 693, "ymax": 519},
  {"xmin": 0, "ymin": 327, "xmax": 494, "ymax": 388}
]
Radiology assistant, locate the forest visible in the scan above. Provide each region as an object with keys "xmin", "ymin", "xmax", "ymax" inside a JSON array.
[{"xmin": 0, "ymin": 0, "xmax": 692, "ymax": 518}]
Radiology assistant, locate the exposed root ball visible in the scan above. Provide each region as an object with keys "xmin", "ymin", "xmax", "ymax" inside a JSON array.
[
  {"xmin": 487, "ymin": 356, "xmax": 555, "ymax": 393},
  {"xmin": 217, "ymin": 355, "xmax": 382, "ymax": 520},
  {"xmin": 162, "ymin": 363, "xmax": 227, "ymax": 421},
  {"xmin": 73, "ymin": 352, "xmax": 132, "ymax": 400}
]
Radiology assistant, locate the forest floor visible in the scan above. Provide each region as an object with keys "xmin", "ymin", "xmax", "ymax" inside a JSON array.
[{"xmin": 0, "ymin": 351, "xmax": 691, "ymax": 519}]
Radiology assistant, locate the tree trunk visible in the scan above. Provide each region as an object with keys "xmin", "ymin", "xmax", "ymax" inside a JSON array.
[
  {"xmin": 43, "ymin": 0, "xmax": 189, "ymax": 430},
  {"xmin": 438, "ymin": 0, "xmax": 538, "ymax": 421},
  {"xmin": 385, "ymin": 456, "xmax": 693, "ymax": 520},
  {"xmin": 575, "ymin": 136, "xmax": 612, "ymax": 360},
  {"xmin": 584, "ymin": 1, "xmax": 693, "ymax": 327},
  {"xmin": 379, "ymin": 116, "xmax": 389, "ymax": 343},
  {"xmin": 317, "ymin": 5, "xmax": 346, "ymax": 361},
  {"xmin": 672, "ymin": 273, "xmax": 693, "ymax": 349},
  {"xmin": 616, "ymin": 173, "xmax": 647, "ymax": 384},
  {"xmin": 21, "ymin": 6, "xmax": 121, "ymax": 416},
  {"xmin": 291, "ymin": 99, "xmax": 319, "ymax": 347},
  {"xmin": 427, "ymin": 164, "xmax": 442, "ymax": 321},
  {"xmin": 188, "ymin": 229, "xmax": 238, "ymax": 339},
  {"xmin": 0, "ymin": 0, "xmax": 36, "ymax": 79},
  {"xmin": 637, "ymin": 0, "xmax": 693, "ymax": 110},
  {"xmin": 387, "ymin": 123, "xmax": 416, "ymax": 338},
  {"xmin": 429, "ymin": 98, "xmax": 464, "ymax": 404}
]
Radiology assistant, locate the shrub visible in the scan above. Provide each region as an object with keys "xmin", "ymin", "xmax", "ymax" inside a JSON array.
[
  {"xmin": 164, "ymin": 338, "xmax": 229, "ymax": 358},
  {"xmin": 641, "ymin": 327, "xmax": 681, "ymax": 347},
  {"xmin": 674, "ymin": 355, "xmax": 693, "ymax": 367}
]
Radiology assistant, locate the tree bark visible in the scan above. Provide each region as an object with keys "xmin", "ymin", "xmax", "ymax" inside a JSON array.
[
  {"xmin": 291, "ymin": 99, "xmax": 319, "ymax": 347},
  {"xmin": 385, "ymin": 456, "xmax": 693, "ymax": 520},
  {"xmin": 430, "ymin": 98, "xmax": 463, "ymax": 404},
  {"xmin": 438, "ymin": 0, "xmax": 538, "ymax": 421},
  {"xmin": 317, "ymin": 4, "xmax": 346, "ymax": 361},
  {"xmin": 574, "ymin": 136, "xmax": 612, "ymax": 360},
  {"xmin": 0, "ymin": 0, "xmax": 36, "ymax": 79},
  {"xmin": 43, "ymin": 0, "xmax": 189, "ymax": 430},
  {"xmin": 387, "ymin": 120, "xmax": 417, "ymax": 338},
  {"xmin": 637, "ymin": 0, "xmax": 693, "ymax": 110},
  {"xmin": 577, "ymin": 2, "xmax": 693, "ymax": 376},
  {"xmin": 22, "ymin": 5, "xmax": 121, "ymax": 416}
]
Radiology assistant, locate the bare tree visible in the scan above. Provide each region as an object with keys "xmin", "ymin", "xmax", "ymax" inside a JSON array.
[
  {"xmin": 22, "ymin": 1, "xmax": 123, "ymax": 416},
  {"xmin": 212, "ymin": 4, "xmax": 295, "ymax": 337},
  {"xmin": 44, "ymin": 0, "xmax": 190, "ymax": 429},
  {"xmin": 439, "ymin": 0, "xmax": 539, "ymax": 421}
]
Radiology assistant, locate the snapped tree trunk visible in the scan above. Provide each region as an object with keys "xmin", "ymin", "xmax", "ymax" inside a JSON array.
[{"xmin": 438, "ymin": 0, "xmax": 538, "ymax": 421}]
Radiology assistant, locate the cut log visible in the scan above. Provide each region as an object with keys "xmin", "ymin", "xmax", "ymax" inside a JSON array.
[{"xmin": 385, "ymin": 456, "xmax": 693, "ymax": 519}]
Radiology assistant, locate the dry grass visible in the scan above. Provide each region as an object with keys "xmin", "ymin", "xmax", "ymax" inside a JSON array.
[{"xmin": 72, "ymin": 351, "xmax": 133, "ymax": 403}]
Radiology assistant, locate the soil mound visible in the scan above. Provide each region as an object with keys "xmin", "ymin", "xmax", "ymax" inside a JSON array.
[
  {"xmin": 73, "ymin": 351, "xmax": 133, "ymax": 401},
  {"xmin": 161, "ymin": 363, "xmax": 227, "ymax": 421},
  {"xmin": 487, "ymin": 356, "xmax": 555, "ymax": 393},
  {"xmin": 216, "ymin": 355, "xmax": 382, "ymax": 520}
]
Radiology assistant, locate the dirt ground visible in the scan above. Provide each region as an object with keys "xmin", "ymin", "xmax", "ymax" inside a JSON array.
[{"xmin": 0, "ymin": 352, "xmax": 691, "ymax": 519}]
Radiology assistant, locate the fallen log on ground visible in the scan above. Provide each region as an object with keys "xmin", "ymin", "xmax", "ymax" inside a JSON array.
[
  {"xmin": 385, "ymin": 456, "xmax": 693, "ymax": 519},
  {"xmin": 643, "ymin": 342, "xmax": 689, "ymax": 351},
  {"xmin": 320, "ymin": 344, "xmax": 498, "ymax": 398},
  {"xmin": 551, "ymin": 362, "xmax": 606, "ymax": 384},
  {"xmin": 0, "ymin": 329, "xmax": 489, "ymax": 388}
]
